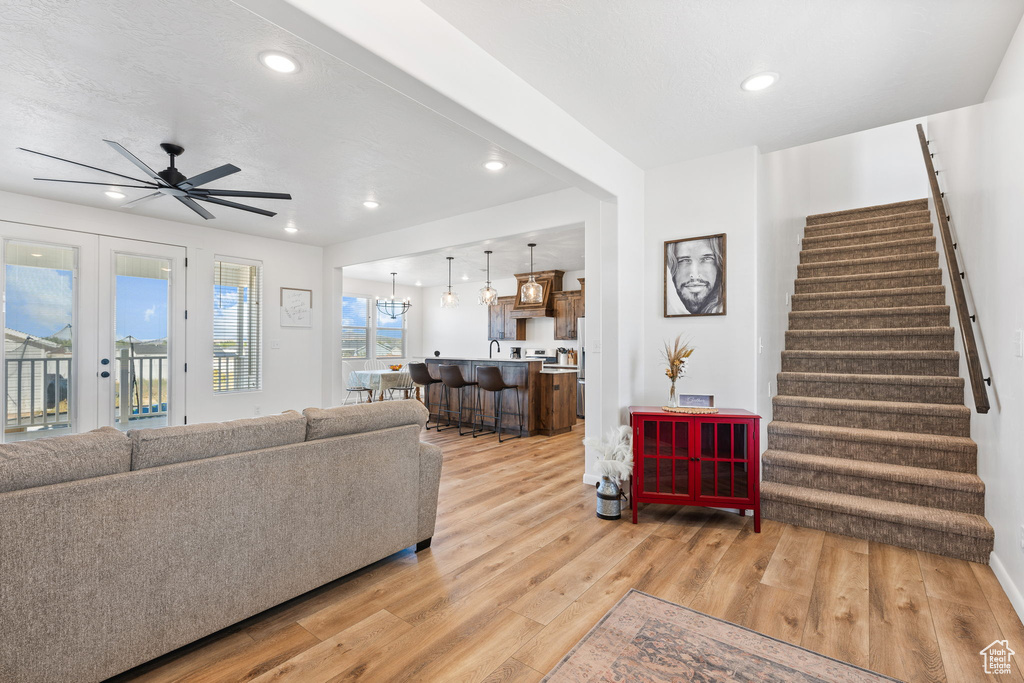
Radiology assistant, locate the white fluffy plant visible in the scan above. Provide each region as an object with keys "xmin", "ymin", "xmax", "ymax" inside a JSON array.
[{"xmin": 584, "ymin": 425, "xmax": 633, "ymax": 484}]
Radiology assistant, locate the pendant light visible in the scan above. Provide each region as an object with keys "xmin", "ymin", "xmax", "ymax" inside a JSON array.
[
  {"xmin": 478, "ymin": 250, "xmax": 498, "ymax": 306},
  {"xmin": 376, "ymin": 272, "xmax": 411, "ymax": 320},
  {"xmin": 520, "ymin": 242, "xmax": 543, "ymax": 304},
  {"xmin": 440, "ymin": 256, "xmax": 459, "ymax": 308}
]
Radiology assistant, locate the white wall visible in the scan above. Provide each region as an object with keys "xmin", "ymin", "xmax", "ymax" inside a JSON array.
[
  {"xmin": 643, "ymin": 146, "xmax": 759, "ymax": 410},
  {"xmin": 925, "ymin": 13, "xmax": 1024, "ymax": 615},
  {"xmin": 0, "ymin": 190, "xmax": 324, "ymax": 424},
  {"xmin": 756, "ymin": 119, "xmax": 929, "ymax": 442},
  {"xmin": 420, "ymin": 271, "xmax": 584, "ymax": 360}
]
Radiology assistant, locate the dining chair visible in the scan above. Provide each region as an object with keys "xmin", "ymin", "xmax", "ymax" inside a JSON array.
[{"xmin": 343, "ymin": 362, "xmax": 372, "ymax": 404}]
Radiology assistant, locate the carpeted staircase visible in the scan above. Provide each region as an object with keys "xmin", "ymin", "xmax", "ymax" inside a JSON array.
[{"xmin": 761, "ymin": 198, "xmax": 994, "ymax": 564}]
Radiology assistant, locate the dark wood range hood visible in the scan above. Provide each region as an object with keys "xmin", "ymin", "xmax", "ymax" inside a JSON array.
[{"xmin": 510, "ymin": 270, "xmax": 564, "ymax": 318}]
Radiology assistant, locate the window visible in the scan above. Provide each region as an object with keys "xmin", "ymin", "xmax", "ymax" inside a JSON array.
[
  {"xmin": 213, "ymin": 259, "xmax": 262, "ymax": 392},
  {"xmin": 341, "ymin": 295, "xmax": 406, "ymax": 359},
  {"xmin": 341, "ymin": 295, "xmax": 370, "ymax": 359}
]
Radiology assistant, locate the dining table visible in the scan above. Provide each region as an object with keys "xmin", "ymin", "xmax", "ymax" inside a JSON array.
[{"xmin": 348, "ymin": 368, "xmax": 416, "ymax": 402}]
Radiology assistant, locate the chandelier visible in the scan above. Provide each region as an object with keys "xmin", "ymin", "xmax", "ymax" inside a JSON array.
[
  {"xmin": 440, "ymin": 256, "xmax": 459, "ymax": 308},
  {"xmin": 376, "ymin": 272, "xmax": 412, "ymax": 319},
  {"xmin": 520, "ymin": 242, "xmax": 543, "ymax": 304},
  {"xmin": 478, "ymin": 250, "xmax": 498, "ymax": 306}
]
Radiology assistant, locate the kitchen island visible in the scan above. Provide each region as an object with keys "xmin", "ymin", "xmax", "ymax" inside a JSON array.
[{"xmin": 423, "ymin": 357, "xmax": 577, "ymax": 437}]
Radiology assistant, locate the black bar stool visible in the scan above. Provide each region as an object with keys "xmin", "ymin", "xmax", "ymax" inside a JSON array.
[
  {"xmin": 438, "ymin": 365, "xmax": 478, "ymax": 435},
  {"xmin": 407, "ymin": 362, "xmax": 440, "ymax": 428},
  {"xmin": 472, "ymin": 365, "xmax": 523, "ymax": 442}
]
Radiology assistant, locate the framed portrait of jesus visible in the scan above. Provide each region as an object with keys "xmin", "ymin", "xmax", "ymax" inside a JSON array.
[{"xmin": 664, "ymin": 233, "xmax": 726, "ymax": 317}]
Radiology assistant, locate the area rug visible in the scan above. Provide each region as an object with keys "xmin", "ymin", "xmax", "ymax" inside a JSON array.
[{"xmin": 543, "ymin": 590, "xmax": 898, "ymax": 682}]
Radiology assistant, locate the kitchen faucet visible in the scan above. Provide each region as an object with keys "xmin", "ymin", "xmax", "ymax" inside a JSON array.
[{"xmin": 489, "ymin": 339, "xmax": 500, "ymax": 359}]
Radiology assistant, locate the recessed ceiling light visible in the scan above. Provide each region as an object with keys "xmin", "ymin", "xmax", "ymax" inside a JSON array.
[
  {"xmin": 415, "ymin": 281, "xmax": 423, "ymax": 287},
  {"xmin": 483, "ymin": 160, "xmax": 506, "ymax": 172},
  {"xmin": 461, "ymin": 274, "xmax": 469, "ymax": 281},
  {"xmin": 363, "ymin": 200, "xmax": 380, "ymax": 209},
  {"xmin": 741, "ymin": 72, "xmax": 779, "ymax": 92},
  {"xmin": 284, "ymin": 226, "xmax": 298, "ymax": 233},
  {"xmin": 30, "ymin": 253, "xmax": 42, "ymax": 258},
  {"xmin": 259, "ymin": 51, "xmax": 299, "ymax": 74},
  {"xmin": 161, "ymin": 267, "xmax": 171, "ymax": 272},
  {"xmin": 105, "ymin": 189, "xmax": 125, "ymax": 199}
]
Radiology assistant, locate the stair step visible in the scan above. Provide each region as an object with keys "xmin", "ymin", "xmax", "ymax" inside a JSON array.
[
  {"xmin": 777, "ymin": 371, "xmax": 964, "ymax": 403},
  {"xmin": 794, "ymin": 268, "xmax": 943, "ymax": 294},
  {"xmin": 772, "ymin": 395, "xmax": 971, "ymax": 437},
  {"xmin": 766, "ymin": 421, "xmax": 977, "ymax": 472},
  {"xmin": 802, "ymin": 223, "xmax": 933, "ymax": 250},
  {"xmin": 791, "ymin": 286, "xmax": 946, "ymax": 312},
  {"xmin": 799, "ymin": 236, "xmax": 936, "ymax": 264},
  {"xmin": 781, "ymin": 350, "xmax": 959, "ymax": 376},
  {"xmin": 804, "ymin": 210, "xmax": 933, "ymax": 237},
  {"xmin": 797, "ymin": 251, "xmax": 939, "ymax": 278},
  {"xmin": 762, "ymin": 450, "xmax": 985, "ymax": 514},
  {"xmin": 761, "ymin": 482, "xmax": 993, "ymax": 563},
  {"xmin": 785, "ymin": 327, "xmax": 955, "ymax": 351},
  {"xmin": 806, "ymin": 199, "xmax": 929, "ymax": 226},
  {"xmin": 788, "ymin": 305, "xmax": 950, "ymax": 331}
]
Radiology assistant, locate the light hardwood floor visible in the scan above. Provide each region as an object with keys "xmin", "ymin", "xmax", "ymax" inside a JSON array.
[{"xmin": 111, "ymin": 423, "xmax": 1024, "ymax": 683}]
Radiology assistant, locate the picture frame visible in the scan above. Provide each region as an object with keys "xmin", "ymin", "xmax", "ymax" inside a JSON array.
[
  {"xmin": 676, "ymin": 394, "xmax": 715, "ymax": 408},
  {"xmin": 664, "ymin": 233, "xmax": 726, "ymax": 317},
  {"xmin": 280, "ymin": 287, "xmax": 313, "ymax": 327}
]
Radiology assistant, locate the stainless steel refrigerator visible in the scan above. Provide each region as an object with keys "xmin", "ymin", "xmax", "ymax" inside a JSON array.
[{"xmin": 577, "ymin": 317, "xmax": 585, "ymax": 418}]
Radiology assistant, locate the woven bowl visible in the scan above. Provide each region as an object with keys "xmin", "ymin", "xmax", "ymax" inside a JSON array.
[{"xmin": 389, "ymin": 364, "xmax": 403, "ymax": 371}]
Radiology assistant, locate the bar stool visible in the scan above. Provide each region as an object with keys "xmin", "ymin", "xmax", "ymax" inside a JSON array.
[
  {"xmin": 438, "ymin": 365, "xmax": 478, "ymax": 435},
  {"xmin": 407, "ymin": 362, "xmax": 440, "ymax": 428},
  {"xmin": 472, "ymin": 365, "xmax": 523, "ymax": 442}
]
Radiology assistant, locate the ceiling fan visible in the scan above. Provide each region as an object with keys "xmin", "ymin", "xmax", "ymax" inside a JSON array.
[{"xmin": 17, "ymin": 140, "xmax": 292, "ymax": 220}]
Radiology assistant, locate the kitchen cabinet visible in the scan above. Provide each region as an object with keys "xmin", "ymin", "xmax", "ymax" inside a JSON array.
[
  {"xmin": 553, "ymin": 290, "xmax": 583, "ymax": 340},
  {"xmin": 488, "ymin": 296, "xmax": 526, "ymax": 341},
  {"xmin": 537, "ymin": 371, "xmax": 577, "ymax": 436}
]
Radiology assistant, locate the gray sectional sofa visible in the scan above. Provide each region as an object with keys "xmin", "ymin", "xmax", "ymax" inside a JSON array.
[{"xmin": 0, "ymin": 400, "xmax": 442, "ymax": 683}]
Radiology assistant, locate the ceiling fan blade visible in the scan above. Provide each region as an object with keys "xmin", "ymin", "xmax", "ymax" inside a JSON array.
[
  {"xmin": 192, "ymin": 189, "xmax": 292, "ymax": 200},
  {"xmin": 103, "ymin": 140, "xmax": 165, "ymax": 183},
  {"xmin": 175, "ymin": 195, "xmax": 215, "ymax": 220},
  {"xmin": 193, "ymin": 195, "xmax": 276, "ymax": 217},
  {"xmin": 18, "ymin": 147, "xmax": 155, "ymax": 185},
  {"xmin": 179, "ymin": 164, "xmax": 240, "ymax": 190},
  {"xmin": 32, "ymin": 178, "xmax": 160, "ymax": 190},
  {"xmin": 121, "ymin": 191, "xmax": 164, "ymax": 208}
]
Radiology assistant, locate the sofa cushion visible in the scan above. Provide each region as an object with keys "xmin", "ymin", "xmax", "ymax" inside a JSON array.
[
  {"xmin": 129, "ymin": 411, "xmax": 307, "ymax": 470},
  {"xmin": 0, "ymin": 426, "xmax": 131, "ymax": 493},
  {"xmin": 303, "ymin": 400, "xmax": 428, "ymax": 442}
]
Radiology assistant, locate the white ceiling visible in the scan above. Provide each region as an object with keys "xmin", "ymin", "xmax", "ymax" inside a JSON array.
[
  {"xmin": 0, "ymin": 0, "xmax": 567, "ymax": 245},
  {"xmin": 423, "ymin": 0, "xmax": 1024, "ymax": 169},
  {"xmin": 343, "ymin": 224, "xmax": 585, "ymax": 288}
]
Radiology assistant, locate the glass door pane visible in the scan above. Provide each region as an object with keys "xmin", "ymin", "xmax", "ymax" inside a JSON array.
[
  {"xmin": 113, "ymin": 254, "xmax": 170, "ymax": 430},
  {"xmin": 3, "ymin": 242, "xmax": 77, "ymax": 440}
]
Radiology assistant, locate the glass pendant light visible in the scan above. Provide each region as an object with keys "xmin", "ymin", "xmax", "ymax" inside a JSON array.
[
  {"xmin": 440, "ymin": 256, "xmax": 459, "ymax": 308},
  {"xmin": 478, "ymin": 250, "xmax": 498, "ymax": 306},
  {"xmin": 376, "ymin": 272, "xmax": 412, "ymax": 319},
  {"xmin": 520, "ymin": 242, "xmax": 543, "ymax": 304}
]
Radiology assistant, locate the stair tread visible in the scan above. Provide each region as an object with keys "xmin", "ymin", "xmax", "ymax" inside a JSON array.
[
  {"xmin": 777, "ymin": 371, "xmax": 963, "ymax": 387},
  {"xmin": 768, "ymin": 420, "xmax": 976, "ymax": 451},
  {"xmin": 804, "ymin": 210, "xmax": 930, "ymax": 231},
  {"xmin": 798, "ymin": 251, "xmax": 938, "ymax": 270},
  {"xmin": 762, "ymin": 450, "xmax": 985, "ymax": 492},
  {"xmin": 795, "ymin": 267, "xmax": 941, "ymax": 285},
  {"xmin": 800, "ymin": 235, "xmax": 935, "ymax": 257},
  {"xmin": 772, "ymin": 394, "xmax": 970, "ymax": 417},
  {"xmin": 761, "ymin": 482, "xmax": 993, "ymax": 539},
  {"xmin": 802, "ymin": 222, "xmax": 933, "ymax": 246},
  {"xmin": 787, "ymin": 326, "xmax": 953, "ymax": 337},
  {"xmin": 781, "ymin": 349, "xmax": 958, "ymax": 358},
  {"xmin": 792, "ymin": 285, "xmax": 945, "ymax": 301},
  {"xmin": 790, "ymin": 305, "xmax": 948, "ymax": 318},
  {"xmin": 806, "ymin": 200, "xmax": 929, "ymax": 225}
]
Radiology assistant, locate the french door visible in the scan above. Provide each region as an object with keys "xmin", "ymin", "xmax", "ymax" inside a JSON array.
[{"xmin": 1, "ymin": 223, "xmax": 186, "ymax": 442}]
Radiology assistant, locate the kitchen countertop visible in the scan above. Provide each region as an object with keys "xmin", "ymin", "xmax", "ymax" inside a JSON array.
[
  {"xmin": 540, "ymin": 368, "xmax": 578, "ymax": 375},
  {"xmin": 424, "ymin": 356, "xmax": 542, "ymax": 363}
]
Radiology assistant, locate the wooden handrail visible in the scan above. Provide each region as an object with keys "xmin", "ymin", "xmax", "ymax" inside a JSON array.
[{"xmin": 916, "ymin": 123, "xmax": 990, "ymax": 413}]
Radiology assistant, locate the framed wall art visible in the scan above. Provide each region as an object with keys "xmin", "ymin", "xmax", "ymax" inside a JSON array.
[
  {"xmin": 664, "ymin": 233, "xmax": 726, "ymax": 317},
  {"xmin": 280, "ymin": 287, "xmax": 313, "ymax": 327}
]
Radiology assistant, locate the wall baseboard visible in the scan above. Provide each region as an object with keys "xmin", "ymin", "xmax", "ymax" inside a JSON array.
[{"xmin": 990, "ymin": 552, "xmax": 1024, "ymax": 622}]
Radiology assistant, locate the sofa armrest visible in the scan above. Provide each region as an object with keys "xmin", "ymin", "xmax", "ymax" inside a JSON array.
[{"xmin": 417, "ymin": 441, "xmax": 443, "ymax": 543}]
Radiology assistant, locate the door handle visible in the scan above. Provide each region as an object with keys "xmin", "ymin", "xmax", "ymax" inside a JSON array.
[
  {"xmin": 100, "ymin": 358, "xmax": 110, "ymax": 365},
  {"xmin": 100, "ymin": 371, "xmax": 110, "ymax": 378}
]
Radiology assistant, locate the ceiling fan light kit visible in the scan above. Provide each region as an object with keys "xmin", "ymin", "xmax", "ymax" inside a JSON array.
[
  {"xmin": 520, "ymin": 242, "xmax": 543, "ymax": 304},
  {"xmin": 376, "ymin": 272, "xmax": 412, "ymax": 320},
  {"xmin": 440, "ymin": 256, "xmax": 459, "ymax": 309},
  {"xmin": 18, "ymin": 140, "xmax": 292, "ymax": 220},
  {"xmin": 478, "ymin": 249, "xmax": 498, "ymax": 306}
]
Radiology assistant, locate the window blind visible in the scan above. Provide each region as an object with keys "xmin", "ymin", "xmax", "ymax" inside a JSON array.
[
  {"xmin": 213, "ymin": 259, "xmax": 262, "ymax": 392},
  {"xmin": 341, "ymin": 296, "xmax": 370, "ymax": 359}
]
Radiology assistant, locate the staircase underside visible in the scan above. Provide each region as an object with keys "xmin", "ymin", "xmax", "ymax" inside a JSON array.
[{"xmin": 762, "ymin": 198, "xmax": 994, "ymax": 564}]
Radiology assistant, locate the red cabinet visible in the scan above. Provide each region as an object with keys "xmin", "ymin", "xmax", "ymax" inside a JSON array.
[{"xmin": 629, "ymin": 407, "xmax": 761, "ymax": 531}]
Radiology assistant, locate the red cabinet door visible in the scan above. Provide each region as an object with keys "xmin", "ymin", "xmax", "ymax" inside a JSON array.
[
  {"xmin": 635, "ymin": 416, "xmax": 696, "ymax": 503},
  {"xmin": 693, "ymin": 418, "xmax": 756, "ymax": 505}
]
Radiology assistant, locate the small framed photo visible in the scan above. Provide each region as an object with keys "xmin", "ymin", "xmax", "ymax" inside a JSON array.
[
  {"xmin": 664, "ymin": 233, "xmax": 726, "ymax": 317},
  {"xmin": 280, "ymin": 287, "xmax": 313, "ymax": 327},
  {"xmin": 677, "ymin": 394, "xmax": 715, "ymax": 408}
]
